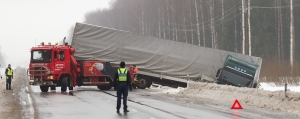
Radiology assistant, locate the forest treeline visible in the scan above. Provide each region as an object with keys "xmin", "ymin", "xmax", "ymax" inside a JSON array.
[{"xmin": 81, "ymin": 0, "xmax": 300, "ymax": 77}]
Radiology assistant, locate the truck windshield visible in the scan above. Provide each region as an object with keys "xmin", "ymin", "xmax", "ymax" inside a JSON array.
[{"xmin": 31, "ymin": 50, "xmax": 52, "ymax": 63}]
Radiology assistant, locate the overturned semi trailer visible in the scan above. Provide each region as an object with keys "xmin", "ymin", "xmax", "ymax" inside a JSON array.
[{"xmin": 71, "ymin": 22, "xmax": 262, "ymax": 88}]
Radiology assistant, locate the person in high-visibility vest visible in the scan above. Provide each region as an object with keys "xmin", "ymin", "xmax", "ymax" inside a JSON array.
[
  {"xmin": 132, "ymin": 65, "xmax": 139, "ymax": 89},
  {"xmin": 114, "ymin": 61, "xmax": 132, "ymax": 113},
  {"xmin": 5, "ymin": 64, "xmax": 13, "ymax": 90}
]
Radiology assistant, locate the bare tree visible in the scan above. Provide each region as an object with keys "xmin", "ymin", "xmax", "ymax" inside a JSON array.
[
  {"xmin": 210, "ymin": 0, "xmax": 216, "ymax": 48},
  {"xmin": 279, "ymin": 0, "xmax": 283, "ymax": 60},
  {"xmin": 162, "ymin": 1, "xmax": 166, "ymax": 39},
  {"xmin": 234, "ymin": 0, "xmax": 238, "ymax": 53},
  {"xmin": 195, "ymin": 0, "xmax": 201, "ymax": 46},
  {"xmin": 242, "ymin": 0, "xmax": 245, "ymax": 54},
  {"xmin": 290, "ymin": 0, "xmax": 295, "ymax": 71},
  {"xmin": 189, "ymin": 0, "xmax": 194, "ymax": 44},
  {"xmin": 158, "ymin": 2, "xmax": 161, "ymax": 38},
  {"xmin": 200, "ymin": 0, "xmax": 206, "ymax": 47},
  {"xmin": 248, "ymin": 0, "xmax": 251, "ymax": 56},
  {"xmin": 183, "ymin": 4, "xmax": 187, "ymax": 43},
  {"xmin": 142, "ymin": 0, "xmax": 145, "ymax": 35},
  {"xmin": 167, "ymin": 0, "xmax": 171, "ymax": 40}
]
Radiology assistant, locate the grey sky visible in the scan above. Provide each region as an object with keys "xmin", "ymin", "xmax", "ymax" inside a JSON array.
[{"xmin": 0, "ymin": 0, "xmax": 112, "ymax": 69}]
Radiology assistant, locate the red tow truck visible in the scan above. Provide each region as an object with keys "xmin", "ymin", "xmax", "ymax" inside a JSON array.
[{"xmin": 27, "ymin": 42, "xmax": 140, "ymax": 92}]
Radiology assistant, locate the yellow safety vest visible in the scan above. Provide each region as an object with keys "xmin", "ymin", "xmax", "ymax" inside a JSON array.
[
  {"xmin": 7, "ymin": 68, "xmax": 13, "ymax": 76},
  {"xmin": 118, "ymin": 68, "xmax": 127, "ymax": 82}
]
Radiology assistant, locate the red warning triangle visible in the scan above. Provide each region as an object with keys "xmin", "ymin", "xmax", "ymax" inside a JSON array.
[{"xmin": 231, "ymin": 99, "xmax": 243, "ymax": 109}]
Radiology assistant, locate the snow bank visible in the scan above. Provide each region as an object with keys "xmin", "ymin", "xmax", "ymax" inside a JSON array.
[
  {"xmin": 260, "ymin": 82, "xmax": 300, "ymax": 92},
  {"xmin": 149, "ymin": 83, "xmax": 185, "ymax": 94},
  {"xmin": 177, "ymin": 82, "xmax": 300, "ymax": 114}
]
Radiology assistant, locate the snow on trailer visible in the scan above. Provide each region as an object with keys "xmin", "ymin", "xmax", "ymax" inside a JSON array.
[{"xmin": 71, "ymin": 22, "xmax": 262, "ymax": 88}]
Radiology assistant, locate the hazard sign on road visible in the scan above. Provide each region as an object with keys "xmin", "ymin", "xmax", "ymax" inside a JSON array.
[{"xmin": 231, "ymin": 99, "xmax": 243, "ymax": 109}]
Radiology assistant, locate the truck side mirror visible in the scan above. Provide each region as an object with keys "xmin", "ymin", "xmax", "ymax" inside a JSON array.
[{"xmin": 216, "ymin": 68, "xmax": 223, "ymax": 77}]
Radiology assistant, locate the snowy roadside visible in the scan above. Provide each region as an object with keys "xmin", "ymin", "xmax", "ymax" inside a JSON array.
[
  {"xmin": 260, "ymin": 82, "xmax": 300, "ymax": 92},
  {"xmin": 0, "ymin": 69, "xmax": 22, "ymax": 119},
  {"xmin": 148, "ymin": 82, "xmax": 300, "ymax": 115},
  {"xmin": 0, "ymin": 67, "xmax": 35, "ymax": 119}
]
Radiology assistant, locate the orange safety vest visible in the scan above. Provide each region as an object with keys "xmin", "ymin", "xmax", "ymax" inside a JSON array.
[{"xmin": 133, "ymin": 67, "xmax": 139, "ymax": 74}]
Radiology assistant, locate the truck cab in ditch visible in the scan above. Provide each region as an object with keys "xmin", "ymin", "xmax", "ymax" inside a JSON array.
[{"xmin": 216, "ymin": 54, "xmax": 259, "ymax": 88}]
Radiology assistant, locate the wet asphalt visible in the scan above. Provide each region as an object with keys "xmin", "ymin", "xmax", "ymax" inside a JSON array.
[{"xmin": 27, "ymin": 86, "xmax": 256, "ymax": 119}]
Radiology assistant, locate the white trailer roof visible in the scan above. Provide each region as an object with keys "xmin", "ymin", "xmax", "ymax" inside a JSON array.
[{"xmin": 71, "ymin": 22, "xmax": 262, "ymax": 82}]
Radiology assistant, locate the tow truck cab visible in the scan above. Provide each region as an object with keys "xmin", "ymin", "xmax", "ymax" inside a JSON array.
[
  {"xmin": 28, "ymin": 42, "xmax": 136, "ymax": 92},
  {"xmin": 27, "ymin": 42, "xmax": 75, "ymax": 91}
]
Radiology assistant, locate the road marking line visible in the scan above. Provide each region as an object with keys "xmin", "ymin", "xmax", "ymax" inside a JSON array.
[
  {"xmin": 91, "ymin": 94, "xmax": 94, "ymax": 95},
  {"xmin": 27, "ymin": 86, "xmax": 34, "ymax": 119},
  {"xmin": 150, "ymin": 117, "xmax": 156, "ymax": 119},
  {"xmin": 98, "ymin": 97, "xmax": 101, "ymax": 98},
  {"xmin": 132, "ymin": 109, "xmax": 137, "ymax": 112}
]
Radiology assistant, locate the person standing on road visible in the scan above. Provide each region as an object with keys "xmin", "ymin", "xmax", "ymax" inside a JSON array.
[
  {"xmin": 132, "ymin": 65, "xmax": 139, "ymax": 89},
  {"xmin": 5, "ymin": 64, "xmax": 13, "ymax": 90},
  {"xmin": 114, "ymin": 61, "xmax": 132, "ymax": 113}
]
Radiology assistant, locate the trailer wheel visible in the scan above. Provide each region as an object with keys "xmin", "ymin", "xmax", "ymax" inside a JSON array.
[
  {"xmin": 136, "ymin": 78, "xmax": 148, "ymax": 89},
  {"xmin": 146, "ymin": 78, "xmax": 152, "ymax": 88},
  {"xmin": 61, "ymin": 77, "xmax": 68, "ymax": 92},
  {"xmin": 253, "ymin": 83, "xmax": 258, "ymax": 88},
  {"xmin": 40, "ymin": 86, "xmax": 49, "ymax": 92},
  {"xmin": 50, "ymin": 86, "xmax": 56, "ymax": 91}
]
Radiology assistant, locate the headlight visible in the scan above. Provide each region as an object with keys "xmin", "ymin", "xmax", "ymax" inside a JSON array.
[{"xmin": 48, "ymin": 75, "xmax": 53, "ymax": 79}]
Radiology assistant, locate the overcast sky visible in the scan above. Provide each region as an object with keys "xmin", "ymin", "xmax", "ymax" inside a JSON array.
[{"xmin": 0, "ymin": 0, "xmax": 113, "ymax": 69}]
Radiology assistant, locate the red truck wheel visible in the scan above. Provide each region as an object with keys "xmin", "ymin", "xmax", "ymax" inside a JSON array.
[
  {"xmin": 61, "ymin": 77, "xmax": 68, "ymax": 92},
  {"xmin": 97, "ymin": 85, "xmax": 112, "ymax": 90},
  {"xmin": 40, "ymin": 86, "xmax": 49, "ymax": 92}
]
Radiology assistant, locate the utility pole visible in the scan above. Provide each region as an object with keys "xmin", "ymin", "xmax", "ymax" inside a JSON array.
[
  {"xmin": 242, "ymin": 0, "xmax": 245, "ymax": 54},
  {"xmin": 248, "ymin": 0, "xmax": 251, "ymax": 56},
  {"xmin": 244, "ymin": 0, "xmax": 249, "ymax": 55},
  {"xmin": 242, "ymin": 0, "xmax": 250, "ymax": 55}
]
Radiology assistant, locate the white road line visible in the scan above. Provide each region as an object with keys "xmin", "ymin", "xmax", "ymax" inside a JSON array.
[
  {"xmin": 150, "ymin": 117, "xmax": 156, "ymax": 119},
  {"xmin": 26, "ymin": 86, "xmax": 34, "ymax": 119},
  {"xmin": 132, "ymin": 109, "xmax": 137, "ymax": 112},
  {"xmin": 98, "ymin": 97, "xmax": 101, "ymax": 98},
  {"xmin": 91, "ymin": 94, "xmax": 94, "ymax": 95}
]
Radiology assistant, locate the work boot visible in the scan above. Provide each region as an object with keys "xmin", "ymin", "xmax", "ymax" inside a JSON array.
[
  {"xmin": 124, "ymin": 110, "xmax": 129, "ymax": 113},
  {"xmin": 116, "ymin": 110, "xmax": 120, "ymax": 113}
]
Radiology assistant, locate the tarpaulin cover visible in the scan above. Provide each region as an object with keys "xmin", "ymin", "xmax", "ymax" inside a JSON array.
[{"xmin": 71, "ymin": 22, "xmax": 262, "ymax": 81}]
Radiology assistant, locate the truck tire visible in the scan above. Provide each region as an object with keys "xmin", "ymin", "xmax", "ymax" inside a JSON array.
[
  {"xmin": 50, "ymin": 86, "xmax": 56, "ymax": 90},
  {"xmin": 253, "ymin": 83, "xmax": 258, "ymax": 88},
  {"xmin": 40, "ymin": 86, "xmax": 49, "ymax": 92},
  {"xmin": 97, "ymin": 79, "xmax": 113, "ymax": 90},
  {"xmin": 61, "ymin": 77, "xmax": 68, "ymax": 92},
  {"xmin": 136, "ymin": 78, "xmax": 148, "ymax": 89},
  {"xmin": 146, "ymin": 78, "xmax": 152, "ymax": 88},
  {"xmin": 97, "ymin": 85, "xmax": 112, "ymax": 90}
]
